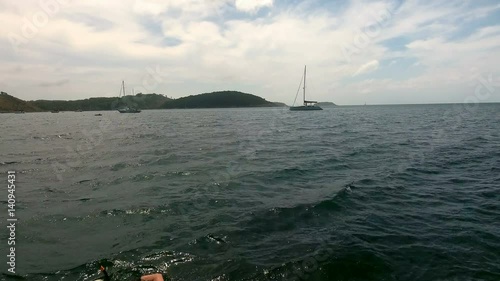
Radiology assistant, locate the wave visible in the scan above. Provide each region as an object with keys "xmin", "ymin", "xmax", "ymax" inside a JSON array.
[
  {"xmin": 238, "ymin": 183, "xmax": 355, "ymax": 235},
  {"xmin": 1, "ymin": 160, "xmax": 23, "ymax": 165}
]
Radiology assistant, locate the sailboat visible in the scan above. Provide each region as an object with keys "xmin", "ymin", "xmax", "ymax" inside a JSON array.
[
  {"xmin": 117, "ymin": 80, "xmax": 141, "ymax": 113},
  {"xmin": 289, "ymin": 66, "xmax": 322, "ymax": 111}
]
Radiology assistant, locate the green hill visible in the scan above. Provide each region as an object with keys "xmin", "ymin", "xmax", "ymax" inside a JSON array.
[
  {"xmin": 32, "ymin": 97, "xmax": 117, "ymax": 111},
  {"xmin": 31, "ymin": 93, "xmax": 171, "ymax": 111},
  {"xmin": 1, "ymin": 90, "xmax": 286, "ymax": 112},
  {"xmin": 120, "ymin": 93, "xmax": 171, "ymax": 110},
  {"xmin": 162, "ymin": 91, "xmax": 278, "ymax": 109},
  {"xmin": 272, "ymin": 102, "xmax": 288, "ymax": 107},
  {"xmin": 0, "ymin": 92, "xmax": 40, "ymax": 112},
  {"xmin": 317, "ymin": 102, "xmax": 337, "ymax": 106}
]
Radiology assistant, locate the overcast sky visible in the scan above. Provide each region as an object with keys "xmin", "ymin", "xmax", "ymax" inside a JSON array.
[{"xmin": 1, "ymin": 0, "xmax": 499, "ymax": 105}]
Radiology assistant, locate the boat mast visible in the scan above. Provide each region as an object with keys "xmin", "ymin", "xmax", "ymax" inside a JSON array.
[{"xmin": 303, "ymin": 65, "xmax": 306, "ymax": 104}]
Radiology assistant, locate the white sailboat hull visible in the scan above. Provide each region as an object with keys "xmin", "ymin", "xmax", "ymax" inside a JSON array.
[{"xmin": 289, "ymin": 105, "xmax": 323, "ymax": 111}]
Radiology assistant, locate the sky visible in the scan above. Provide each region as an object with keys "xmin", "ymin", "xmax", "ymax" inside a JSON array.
[{"xmin": 0, "ymin": 0, "xmax": 499, "ymax": 105}]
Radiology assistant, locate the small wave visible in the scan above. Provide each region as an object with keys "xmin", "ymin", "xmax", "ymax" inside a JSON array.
[
  {"xmin": 61, "ymin": 197, "xmax": 92, "ymax": 203},
  {"xmin": 241, "ymin": 183, "xmax": 354, "ymax": 234},
  {"xmin": 1, "ymin": 273, "xmax": 25, "ymax": 280},
  {"xmin": 406, "ymin": 167, "xmax": 441, "ymax": 175},
  {"xmin": 448, "ymin": 178, "xmax": 477, "ymax": 184},
  {"xmin": 358, "ymin": 178, "xmax": 376, "ymax": 185},
  {"xmin": 102, "ymin": 207, "xmax": 163, "ymax": 217},
  {"xmin": 313, "ymin": 184, "xmax": 355, "ymax": 211},
  {"xmin": 142, "ymin": 251, "xmax": 194, "ymax": 266},
  {"xmin": 270, "ymin": 167, "xmax": 311, "ymax": 180},
  {"xmin": 467, "ymin": 136, "xmax": 488, "ymax": 142},
  {"xmin": 152, "ymin": 155, "xmax": 180, "ymax": 166},
  {"xmin": 132, "ymin": 133, "xmax": 164, "ymax": 140},
  {"xmin": 264, "ymin": 244, "xmax": 391, "ymax": 281},
  {"xmin": 21, "ymin": 251, "xmax": 195, "ymax": 280},
  {"xmin": 125, "ymin": 208, "xmax": 152, "ymax": 215},
  {"xmin": 206, "ymin": 234, "xmax": 227, "ymax": 244},
  {"xmin": 131, "ymin": 173, "xmax": 157, "ymax": 182},
  {"xmin": 57, "ymin": 133, "xmax": 73, "ymax": 139},
  {"xmin": 76, "ymin": 179, "xmax": 92, "ymax": 184},
  {"xmin": 32, "ymin": 133, "xmax": 73, "ymax": 140},
  {"xmin": 44, "ymin": 187, "xmax": 64, "ymax": 193},
  {"xmin": 1, "ymin": 161, "xmax": 19, "ymax": 165},
  {"xmin": 110, "ymin": 162, "xmax": 128, "ymax": 171},
  {"xmin": 166, "ymin": 171, "xmax": 195, "ymax": 177}
]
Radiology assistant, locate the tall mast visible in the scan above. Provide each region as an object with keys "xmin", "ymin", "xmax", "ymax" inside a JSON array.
[
  {"xmin": 121, "ymin": 80, "xmax": 126, "ymax": 97},
  {"xmin": 303, "ymin": 65, "xmax": 306, "ymax": 104}
]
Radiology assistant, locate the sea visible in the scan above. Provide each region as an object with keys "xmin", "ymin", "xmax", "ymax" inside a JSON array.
[{"xmin": 1, "ymin": 104, "xmax": 499, "ymax": 281}]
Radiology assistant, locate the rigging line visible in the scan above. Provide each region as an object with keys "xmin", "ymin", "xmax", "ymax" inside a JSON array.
[{"xmin": 292, "ymin": 73, "xmax": 304, "ymax": 107}]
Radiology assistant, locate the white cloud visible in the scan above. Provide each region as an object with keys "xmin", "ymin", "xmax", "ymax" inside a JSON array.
[
  {"xmin": 234, "ymin": 0, "xmax": 273, "ymax": 13},
  {"xmin": 352, "ymin": 60, "xmax": 379, "ymax": 76},
  {"xmin": 0, "ymin": 0, "xmax": 498, "ymax": 104}
]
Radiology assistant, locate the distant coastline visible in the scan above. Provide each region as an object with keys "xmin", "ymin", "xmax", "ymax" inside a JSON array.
[
  {"xmin": 161, "ymin": 91, "xmax": 283, "ymax": 109},
  {"xmin": 0, "ymin": 91, "xmax": 294, "ymax": 112},
  {"xmin": 0, "ymin": 90, "xmax": 340, "ymax": 112},
  {"xmin": 316, "ymin": 102, "xmax": 337, "ymax": 107}
]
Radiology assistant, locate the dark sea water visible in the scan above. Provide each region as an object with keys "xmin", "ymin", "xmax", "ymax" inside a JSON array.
[{"xmin": 1, "ymin": 104, "xmax": 500, "ymax": 281}]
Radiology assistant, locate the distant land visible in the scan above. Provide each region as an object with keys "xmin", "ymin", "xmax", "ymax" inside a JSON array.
[
  {"xmin": 0, "ymin": 92, "xmax": 40, "ymax": 112},
  {"xmin": 161, "ymin": 91, "xmax": 281, "ymax": 109},
  {"xmin": 0, "ymin": 91, "xmax": 336, "ymax": 112},
  {"xmin": 34, "ymin": 93, "xmax": 171, "ymax": 112},
  {"xmin": 0, "ymin": 91, "xmax": 290, "ymax": 112},
  {"xmin": 0, "ymin": 91, "xmax": 170, "ymax": 112},
  {"xmin": 316, "ymin": 102, "xmax": 337, "ymax": 106}
]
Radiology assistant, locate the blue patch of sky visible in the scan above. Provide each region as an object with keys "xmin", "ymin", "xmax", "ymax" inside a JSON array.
[
  {"xmin": 210, "ymin": 0, "xmax": 344, "ymax": 24},
  {"xmin": 209, "ymin": 0, "xmax": 350, "ymax": 33},
  {"xmin": 344, "ymin": 57, "xmax": 424, "ymax": 85},
  {"xmin": 306, "ymin": 0, "xmax": 350, "ymax": 15},
  {"xmin": 302, "ymin": 0, "xmax": 405, "ymax": 17},
  {"xmin": 205, "ymin": 4, "xmax": 276, "ymax": 34},
  {"xmin": 274, "ymin": 0, "xmax": 319, "ymax": 13},
  {"xmin": 203, "ymin": 0, "xmax": 358, "ymax": 34},
  {"xmin": 212, "ymin": 3, "xmax": 274, "ymax": 21},
  {"xmin": 275, "ymin": 0, "xmax": 351, "ymax": 15},
  {"xmin": 134, "ymin": 37, "xmax": 183, "ymax": 48},
  {"xmin": 138, "ymin": 16, "xmax": 163, "ymax": 36},
  {"xmin": 380, "ymin": 36, "xmax": 412, "ymax": 51},
  {"xmin": 160, "ymin": 37, "xmax": 182, "ymax": 47},
  {"xmin": 391, "ymin": 0, "xmax": 405, "ymax": 11},
  {"xmin": 137, "ymin": 15, "xmax": 183, "ymax": 47},
  {"xmin": 447, "ymin": 8, "xmax": 500, "ymax": 41}
]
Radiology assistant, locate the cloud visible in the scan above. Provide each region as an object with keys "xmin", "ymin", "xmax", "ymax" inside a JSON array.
[
  {"xmin": 38, "ymin": 79, "xmax": 70, "ymax": 87},
  {"xmin": 234, "ymin": 0, "xmax": 273, "ymax": 13},
  {"xmin": 352, "ymin": 60, "xmax": 379, "ymax": 76},
  {"xmin": 0, "ymin": 0, "xmax": 498, "ymax": 104}
]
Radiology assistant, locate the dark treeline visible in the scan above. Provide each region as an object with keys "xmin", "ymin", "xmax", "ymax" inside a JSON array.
[
  {"xmin": 1, "ymin": 91, "xmax": 287, "ymax": 112},
  {"xmin": 0, "ymin": 92, "xmax": 40, "ymax": 112},
  {"xmin": 162, "ymin": 91, "xmax": 280, "ymax": 109},
  {"xmin": 32, "ymin": 93, "xmax": 171, "ymax": 111}
]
